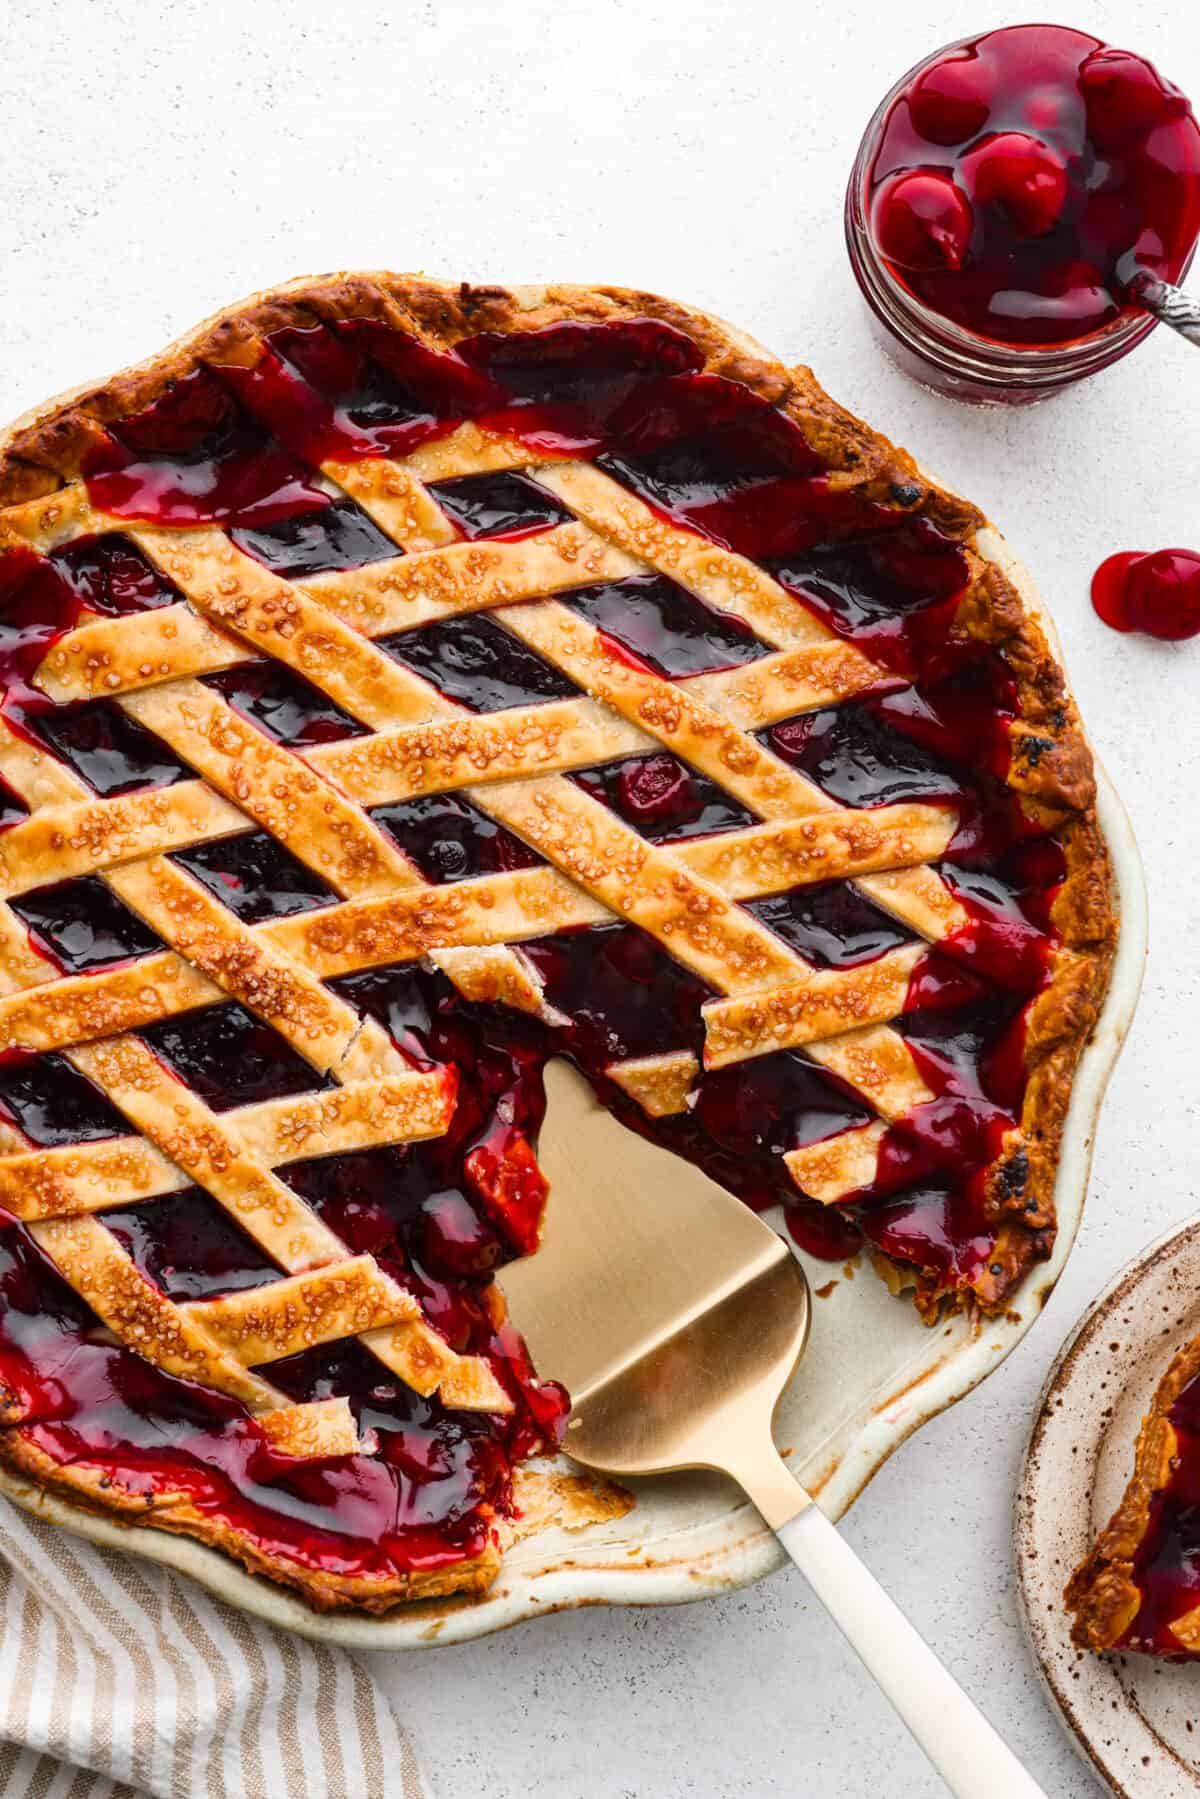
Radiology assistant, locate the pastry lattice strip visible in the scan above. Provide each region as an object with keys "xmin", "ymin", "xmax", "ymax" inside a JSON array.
[
  {"xmin": 0, "ymin": 725, "xmax": 510, "ymax": 1435},
  {"xmin": 10, "ymin": 464, "xmax": 968, "ymax": 978},
  {"xmin": 9, "ymin": 500, "xmax": 957, "ymax": 1201},
  {"xmin": 0, "ymin": 388, "xmax": 984, "ymax": 1272}
]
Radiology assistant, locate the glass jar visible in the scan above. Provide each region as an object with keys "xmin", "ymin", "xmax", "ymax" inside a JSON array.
[{"xmin": 844, "ymin": 36, "xmax": 1198, "ymax": 405}]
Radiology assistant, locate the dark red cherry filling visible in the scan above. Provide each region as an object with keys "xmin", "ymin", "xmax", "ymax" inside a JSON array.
[
  {"xmin": 573, "ymin": 752, "xmax": 754, "ymax": 841},
  {"xmin": 205, "ymin": 662, "xmax": 365, "ymax": 748},
  {"xmin": 429, "ymin": 471, "xmax": 573, "ymax": 542},
  {"xmin": 173, "ymin": 830, "xmax": 337, "ymax": 924},
  {"xmin": 380, "ymin": 615, "xmax": 577, "ymax": 714},
  {"xmin": 0, "ymin": 1053, "xmax": 129, "ymax": 1146},
  {"xmin": 565, "ymin": 572, "xmax": 763, "ymax": 677},
  {"xmin": 12, "ymin": 876, "xmax": 166, "ymax": 971},
  {"xmin": 0, "ymin": 314, "xmax": 1068, "ymax": 1586},
  {"xmin": 85, "ymin": 369, "xmax": 331, "ymax": 528},
  {"xmin": 766, "ymin": 518, "xmax": 972, "ymax": 681},
  {"xmin": 1091, "ymin": 548, "xmax": 1200, "ymax": 641},
  {"xmin": 139, "ymin": 1003, "xmax": 327, "ymax": 1111},
  {"xmin": 959, "ymin": 132, "xmax": 1069, "ymax": 239},
  {"xmin": 53, "ymin": 535, "xmax": 181, "ymax": 614},
  {"xmin": 233, "ymin": 498, "xmax": 398, "ymax": 577},
  {"xmin": 32, "ymin": 701, "xmax": 191, "ymax": 795},
  {"xmin": 372, "ymin": 793, "xmax": 544, "ymax": 885},
  {"xmin": 865, "ymin": 24, "xmax": 1200, "ymax": 346}
]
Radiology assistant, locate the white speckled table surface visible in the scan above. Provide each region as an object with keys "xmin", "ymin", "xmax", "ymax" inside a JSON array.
[{"xmin": 2, "ymin": 0, "xmax": 1197, "ymax": 1792}]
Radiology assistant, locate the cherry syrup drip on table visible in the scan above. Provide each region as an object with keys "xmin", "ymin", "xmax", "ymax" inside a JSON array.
[
  {"xmin": 0, "ymin": 316, "xmax": 1065, "ymax": 1576},
  {"xmin": 1091, "ymin": 548, "xmax": 1200, "ymax": 641},
  {"xmin": 866, "ymin": 24, "xmax": 1200, "ymax": 346}
]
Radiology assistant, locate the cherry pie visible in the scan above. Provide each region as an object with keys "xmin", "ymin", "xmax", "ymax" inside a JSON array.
[
  {"xmin": 0, "ymin": 275, "xmax": 1114, "ymax": 1611},
  {"xmin": 1068, "ymin": 1337, "xmax": 1200, "ymax": 1654}
]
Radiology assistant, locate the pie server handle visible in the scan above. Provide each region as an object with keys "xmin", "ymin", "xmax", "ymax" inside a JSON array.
[
  {"xmin": 727, "ymin": 1429, "xmax": 1047, "ymax": 1798},
  {"xmin": 771, "ymin": 1499, "xmax": 1048, "ymax": 1798}
]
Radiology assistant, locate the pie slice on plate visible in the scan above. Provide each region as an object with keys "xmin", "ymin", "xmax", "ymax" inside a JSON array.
[
  {"xmin": 0, "ymin": 275, "xmax": 1115, "ymax": 1611},
  {"xmin": 1068, "ymin": 1334, "xmax": 1200, "ymax": 1654}
]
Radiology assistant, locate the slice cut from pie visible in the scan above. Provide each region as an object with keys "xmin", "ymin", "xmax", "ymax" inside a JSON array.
[
  {"xmin": 0, "ymin": 275, "xmax": 1115, "ymax": 1610},
  {"xmin": 1068, "ymin": 1336, "xmax": 1200, "ymax": 1654}
]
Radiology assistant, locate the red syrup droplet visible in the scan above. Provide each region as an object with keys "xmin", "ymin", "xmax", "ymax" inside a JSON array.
[
  {"xmin": 1091, "ymin": 549, "xmax": 1200, "ymax": 640},
  {"xmin": 865, "ymin": 23, "xmax": 1200, "ymax": 346}
]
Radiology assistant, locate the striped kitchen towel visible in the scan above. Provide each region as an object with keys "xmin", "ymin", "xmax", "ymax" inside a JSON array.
[{"xmin": 0, "ymin": 1500, "xmax": 427, "ymax": 1798}]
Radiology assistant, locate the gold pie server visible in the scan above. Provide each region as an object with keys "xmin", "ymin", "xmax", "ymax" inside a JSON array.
[{"xmin": 500, "ymin": 1061, "xmax": 1047, "ymax": 1799}]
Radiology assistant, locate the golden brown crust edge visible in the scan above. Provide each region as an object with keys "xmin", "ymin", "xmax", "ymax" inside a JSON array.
[
  {"xmin": 1065, "ymin": 1335, "xmax": 1200, "ymax": 1650},
  {"xmin": 0, "ymin": 275, "xmax": 938, "ymax": 508},
  {"xmin": 0, "ymin": 1431, "xmax": 500, "ymax": 1611},
  {"xmin": 0, "ymin": 271, "xmax": 1117, "ymax": 1594}
]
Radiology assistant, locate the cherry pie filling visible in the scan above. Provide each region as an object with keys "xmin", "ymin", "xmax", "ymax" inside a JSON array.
[
  {"xmin": 865, "ymin": 23, "xmax": 1200, "ymax": 348},
  {"xmin": 0, "ymin": 316, "xmax": 1071, "ymax": 1592},
  {"xmin": 1105, "ymin": 1371, "xmax": 1200, "ymax": 1653}
]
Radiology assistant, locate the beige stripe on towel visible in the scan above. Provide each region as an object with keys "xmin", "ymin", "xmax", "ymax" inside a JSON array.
[{"xmin": 0, "ymin": 1498, "xmax": 428, "ymax": 1798}]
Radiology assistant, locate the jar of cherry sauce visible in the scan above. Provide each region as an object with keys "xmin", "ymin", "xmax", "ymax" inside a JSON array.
[{"xmin": 845, "ymin": 24, "xmax": 1200, "ymax": 403}]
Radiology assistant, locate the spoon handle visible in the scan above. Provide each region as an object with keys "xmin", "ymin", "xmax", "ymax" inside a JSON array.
[
  {"xmin": 772, "ymin": 1499, "xmax": 1048, "ymax": 1798},
  {"xmin": 1126, "ymin": 270, "xmax": 1200, "ymax": 348}
]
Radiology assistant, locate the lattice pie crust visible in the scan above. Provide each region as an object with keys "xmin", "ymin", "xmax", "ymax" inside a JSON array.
[{"xmin": 0, "ymin": 276, "xmax": 1115, "ymax": 1611}]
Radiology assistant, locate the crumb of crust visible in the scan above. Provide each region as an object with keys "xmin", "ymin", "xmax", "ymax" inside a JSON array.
[{"xmin": 503, "ymin": 1466, "xmax": 634, "ymax": 1547}]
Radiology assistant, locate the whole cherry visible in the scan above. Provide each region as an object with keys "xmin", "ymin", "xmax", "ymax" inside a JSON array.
[
  {"xmin": 872, "ymin": 169, "xmax": 974, "ymax": 272},
  {"xmin": 907, "ymin": 51, "xmax": 993, "ymax": 145},
  {"xmin": 1091, "ymin": 549, "xmax": 1200, "ymax": 641},
  {"xmin": 1079, "ymin": 48, "xmax": 1186, "ymax": 153},
  {"xmin": 959, "ymin": 131, "xmax": 1069, "ymax": 237},
  {"xmin": 615, "ymin": 752, "xmax": 700, "ymax": 829}
]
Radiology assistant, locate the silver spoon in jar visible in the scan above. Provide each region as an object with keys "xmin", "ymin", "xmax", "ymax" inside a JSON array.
[{"xmin": 1121, "ymin": 264, "xmax": 1200, "ymax": 347}]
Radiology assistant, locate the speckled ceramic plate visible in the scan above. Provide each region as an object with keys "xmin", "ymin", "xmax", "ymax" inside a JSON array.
[
  {"xmin": 0, "ymin": 730, "xmax": 1143, "ymax": 1649},
  {"xmin": 1018, "ymin": 1217, "xmax": 1200, "ymax": 1799}
]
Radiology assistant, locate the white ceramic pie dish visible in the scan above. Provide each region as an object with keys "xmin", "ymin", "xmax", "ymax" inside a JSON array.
[
  {"xmin": 0, "ymin": 545, "xmax": 1145, "ymax": 1646},
  {"xmin": 0, "ymin": 298, "xmax": 1146, "ymax": 1648}
]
